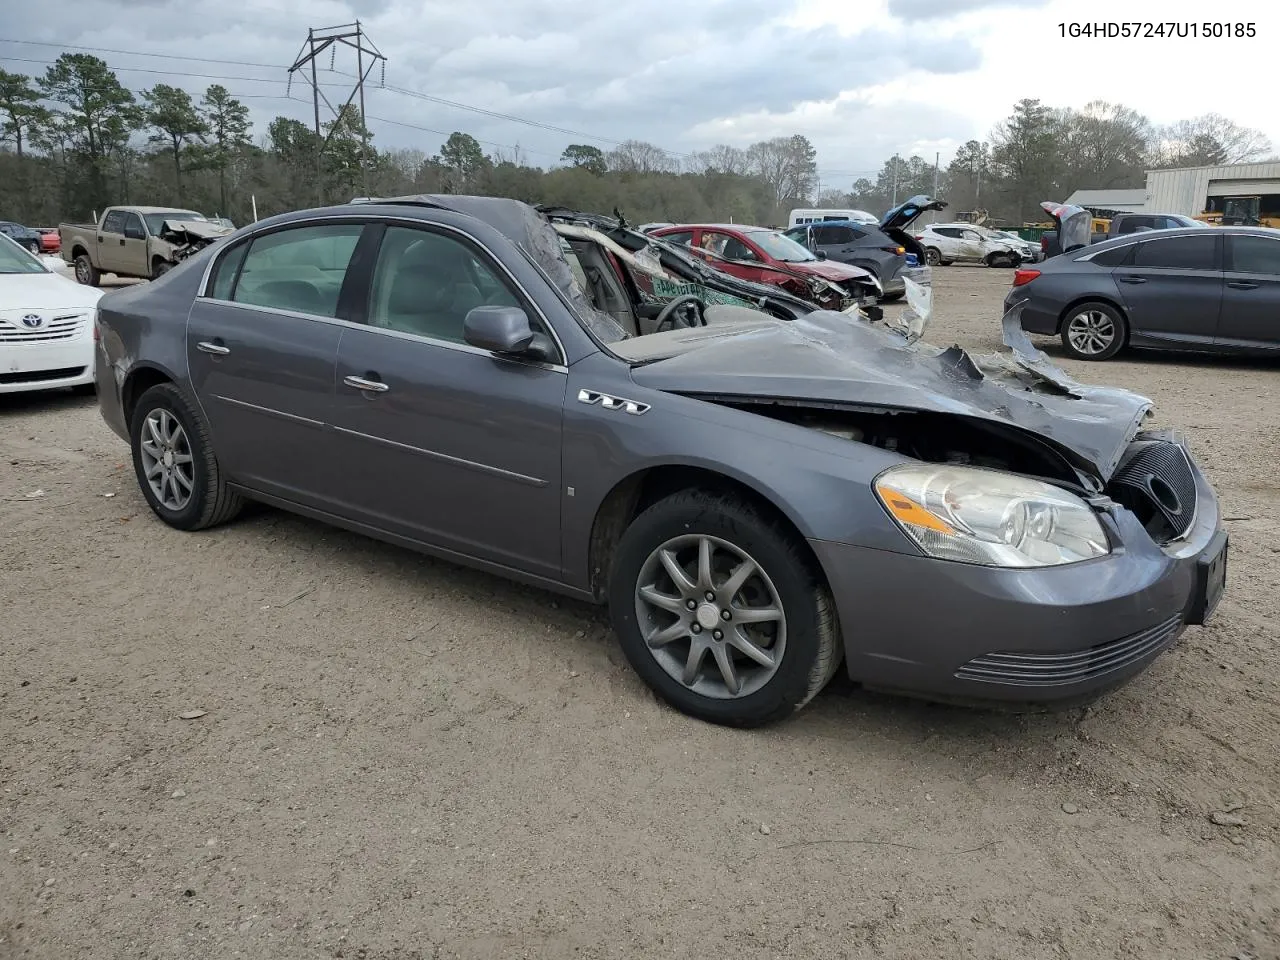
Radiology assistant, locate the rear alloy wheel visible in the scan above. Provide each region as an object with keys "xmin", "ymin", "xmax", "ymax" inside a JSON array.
[
  {"xmin": 924, "ymin": 247, "xmax": 942, "ymax": 266},
  {"xmin": 130, "ymin": 383, "xmax": 242, "ymax": 530},
  {"xmin": 1061, "ymin": 301, "xmax": 1126, "ymax": 361},
  {"xmin": 609, "ymin": 489, "xmax": 841, "ymax": 727}
]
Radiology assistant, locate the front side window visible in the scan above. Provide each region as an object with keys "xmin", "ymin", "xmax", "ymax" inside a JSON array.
[
  {"xmin": 228, "ymin": 223, "xmax": 364, "ymax": 317},
  {"xmin": 121, "ymin": 213, "xmax": 145, "ymax": 240},
  {"xmin": 365, "ymin": 226, "xmax": 523, "ymax": 344},
  {"xmin": 1132, "ymin": 234, "xmax": 1218, "ymax": 270}
]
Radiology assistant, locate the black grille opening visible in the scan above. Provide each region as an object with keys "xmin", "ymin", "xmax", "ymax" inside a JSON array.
[
  {"xmin": 1107, "ymin": 439, "xmax": 1197, "ymax": 544},
  {"xmin": 0, "ymin": 366, "xmax": 86, "ymax": 385}
]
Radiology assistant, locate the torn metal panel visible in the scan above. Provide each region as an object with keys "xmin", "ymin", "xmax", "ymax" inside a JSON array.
[{"xmin": 626, "ymin": 302, "xmax": 1152, "ymax": 483}]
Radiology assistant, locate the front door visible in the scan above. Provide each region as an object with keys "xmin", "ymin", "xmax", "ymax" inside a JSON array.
[
  {"xmin": 328, "ymin": 223, "xmax": 567, "ymax": 578},
  {"xmin": 1113, "ymin": 233, "xmax": 1224, "ymax": 348},
  {"xmin": 1218, "ymin": 233, "xmax": 1280, "ymax": 352},
  {"xmin": 185, "ymin": 220, "xmax": 367, "ymax": 505}
]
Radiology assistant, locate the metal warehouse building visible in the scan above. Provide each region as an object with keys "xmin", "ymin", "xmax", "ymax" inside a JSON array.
[{"xmin": 1145, "ymin": 161, "xmax": 1280, "ymax": 216}]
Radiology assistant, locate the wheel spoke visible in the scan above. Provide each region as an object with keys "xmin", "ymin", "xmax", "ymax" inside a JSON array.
[
  {"xmin": 733, "ymin": 606, "xmax": 782, "ymax": 624},
  {"xmin": 696, "ymin": 537, "xmax": 713, "ymax": 591},
  {"xmin": 172, "ymin": 468, "xmax": 193, "ymax": 491},
  {"xmin": 720, "ymin": 558, "xmax": 756, "ymax": 601},
  {"xmin": 681, "ymin": 639, "xmax": 710, "ymax": 687},
  {"xmin": 146, "ymin": 460, "xmax": 164, "ymax": 479},
  {"xmin": 172, "ymin": 452, "xmax": 192, "ymax": 465},
  {"xmin": 646, "ymin": 620, "xmax": 689, "ymax": 648},
  {"xmin": 710, "ymin": 643, "xmax": 741, "ymax": 695},
  {"xmin": 658, "ymin": 549, "xmax": 696, "ymax": 595},
  {"xmin": 728, "ymin": 631, "xmax": 777, "ymax": 668},
  {"xmin": 145, "ymin": 417, "xmax": 163, "ymax": 447},
  {"xmin": 638, "ymin": 585, "xmax": 687, "ymax": 614}
]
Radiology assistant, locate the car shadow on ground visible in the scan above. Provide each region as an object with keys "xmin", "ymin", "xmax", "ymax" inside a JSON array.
[
  {"xmin": 0, "ymin": 389, "xmax": 96, "ymax": 416},
  {"xmin": 228, "ymin": 503, "xmax": 1085, "ymax": 753},
  {"xmin": 1035, "ymin": 341, "xmax": 1280, "ymax": 372}
]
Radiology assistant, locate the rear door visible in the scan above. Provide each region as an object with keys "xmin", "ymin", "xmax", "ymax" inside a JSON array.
[
  {"xmin": 1112, "ymin": 233, "xmax": 1223, "ymax": 347},
  {"xmin": 327, "ymin": 222, "xmax": 567, "ymax": 577},
  {"xmin": 186, "ymin": 220, "xmax": 368, "ymax": 505},
  {"xmin": 119, "ymin": 212, "xmax": 149, "ymax": 277},
  {"xmin": 1218, "ymin": 233, "xmax": 1280, "ymax": 352}
]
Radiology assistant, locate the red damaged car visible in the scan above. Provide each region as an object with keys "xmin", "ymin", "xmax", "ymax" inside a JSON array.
[{"xmin": 650, "ymin": 223, "xmax": 882, "ymax": 310}]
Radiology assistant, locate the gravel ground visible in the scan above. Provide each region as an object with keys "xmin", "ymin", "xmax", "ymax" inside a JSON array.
[{"xmin": 2, "ymin": 266, "xmax": 1278, "ymax": 960}]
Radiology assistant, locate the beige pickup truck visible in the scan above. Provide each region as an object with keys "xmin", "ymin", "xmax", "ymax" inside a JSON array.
[{"xmin": 59, "ymin": 206, "xmax": 233, "ymax": 286}]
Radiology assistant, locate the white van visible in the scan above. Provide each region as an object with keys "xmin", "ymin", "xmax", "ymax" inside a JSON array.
[{"xmin": 788, "ymin": 208, "xmax": 879, "ymax": 227}]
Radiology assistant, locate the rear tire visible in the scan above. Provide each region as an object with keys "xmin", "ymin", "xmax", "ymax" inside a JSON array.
[
  {"xmin": 74, "ymin": 254, "xmax": 100, "ymax": 286},
  {"xmin": 130, "ymin": 383, "xmax": 243, "ymax": 531},
  {"xmin": 608, "ymin": 489, "xmax": 842, "ymax": 727},
  {"xmin": 1060, "ymin": 300, "xmax": 1127, "ymax": 361}
]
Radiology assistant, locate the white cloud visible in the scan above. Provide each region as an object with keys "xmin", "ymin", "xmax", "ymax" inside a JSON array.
[{"xmin": 3, "ymin": 0, "xmax": 1275, "ymax": 186}]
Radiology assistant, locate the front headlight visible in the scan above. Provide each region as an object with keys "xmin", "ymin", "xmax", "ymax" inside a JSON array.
[{"xmin": 874, "ymin": 464, "xmax": 1109, "ymax": 568}]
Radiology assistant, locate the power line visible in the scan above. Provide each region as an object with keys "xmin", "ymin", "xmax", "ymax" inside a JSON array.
[
  {"xmin": 0, "ymin": 37, "xmax": 281, "ymax": 69},
  {"xmin": 2, "ymin": 37, "xmax": 892, "ymax": 177}
]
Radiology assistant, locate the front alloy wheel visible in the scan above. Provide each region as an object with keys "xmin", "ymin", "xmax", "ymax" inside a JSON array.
[
  {"xmin": 609, "ymin": 489, "xmax": 842, "ymax": 727},
  {"xmin": 635, "ymin": 534, "xmax": 786, "ymax": 699}
]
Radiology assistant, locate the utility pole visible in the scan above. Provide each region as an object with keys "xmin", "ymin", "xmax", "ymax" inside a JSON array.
[
  {"xmin": 891, "ymin": 155, "xmax": 899, "ymax": 207},
  {"xmin": 288, "ymin": 21, "xmax": 386, "ymax": 205}
]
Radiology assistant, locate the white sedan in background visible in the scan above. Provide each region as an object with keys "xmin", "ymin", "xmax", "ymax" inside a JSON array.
[{"xmin": 0, "ymin": 234, "xmax": 103, "ymax": 395}]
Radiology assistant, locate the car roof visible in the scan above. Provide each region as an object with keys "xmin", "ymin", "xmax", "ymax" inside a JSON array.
[
  {"xmin": 786, "ymin": 220, "xmax": 876, "ymax": 229},
  {"xmin": 657, "ymin": 223, "xmax": 772, "ymax": 233},
  {"xmin": 113, "ymin": 206, "xmax": 203, "ymax": 215}
]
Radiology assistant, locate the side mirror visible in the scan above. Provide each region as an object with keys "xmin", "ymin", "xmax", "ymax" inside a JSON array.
[
  {"xmin": 463, "ymin": 306, "xmax": 556, "ymax": 362},
  {"xmin": 815, "ymin": 250, "xmax": 828, "ymax": 260}
]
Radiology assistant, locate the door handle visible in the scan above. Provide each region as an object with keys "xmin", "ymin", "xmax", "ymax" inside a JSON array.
[
  {"xmin": 343, "ymin": 374, "xmax": 389, "ymax": 393},
  {"xmin": 1227, "ymin": 281, "xmax": 1258, "ymax": 289},
  {"xmin": 196, "ymin": 341, "xmax": 230, "ymax": 356},
  {"xmin": 97, "ymin": 236, "xmax": 104, "ymax": 243},
  {"xmin": 1117, "ymin": 276, "xmax": 1147, "ymax": 284}
]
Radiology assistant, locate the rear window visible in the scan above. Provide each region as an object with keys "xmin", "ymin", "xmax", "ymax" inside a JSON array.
[{"xmin": 1132, "ymin": 234, "xmax": 1218, "ymax": 270}]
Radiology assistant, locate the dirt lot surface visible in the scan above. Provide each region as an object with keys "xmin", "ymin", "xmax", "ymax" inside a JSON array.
[{"xmin": 2, "ymin": 267, "xmax": 1278, "ymax": 959}]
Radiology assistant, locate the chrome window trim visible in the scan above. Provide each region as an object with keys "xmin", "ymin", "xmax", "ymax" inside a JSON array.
[
  {"xmin": 195, "ymin": 212, "xmax": 569, "ymax": 368},
  {"xmin": 192, "ymin": 299, "xmax": 568, "ymax": 375}
]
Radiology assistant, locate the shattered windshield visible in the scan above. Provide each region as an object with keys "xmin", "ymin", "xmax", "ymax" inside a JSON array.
[{"xmin": 748, "ymin": 230, "xmax": 817, "ymax": 263}]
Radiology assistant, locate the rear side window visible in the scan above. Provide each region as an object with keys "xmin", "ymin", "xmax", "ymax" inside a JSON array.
[
  {"xmin": 1132, "ymin": 234, "xmax": 1218, "ymax": 270},
  {"xmin": 102, "ymin": 210, "xmax": 125, "ymax": 234},
  {"xmin": 1228, "ymin": 235, "xmax": 1280, "ymax": 275},
  {"xmin": 230, "ymin": 224, "xmax": 364, "ymax": 317},
  {"xmin": 1117, "ymin": 217, "xmax": 1153, "ymax": 234},
  {"xmin": 1089, "ymin": 244, "xmax": 1134, "ymax": 267},
  {"xmin": 207, "ymin": 242, "xmax": 249, "ymax": 299}
]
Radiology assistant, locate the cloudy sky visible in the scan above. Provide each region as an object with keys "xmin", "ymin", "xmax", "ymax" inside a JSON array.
[{"xmin": 2, "ymin": 0, "xmax": 1274, "ymax": 187}]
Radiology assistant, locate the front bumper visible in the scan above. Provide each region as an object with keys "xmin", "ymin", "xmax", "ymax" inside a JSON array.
[
  {"xmin": 810, "ymin": 451, "xmax": 1226, "ymax": 705},
  {"xmin": 0, "ymin": 330, "xmax": 94, "ymax": 394}
]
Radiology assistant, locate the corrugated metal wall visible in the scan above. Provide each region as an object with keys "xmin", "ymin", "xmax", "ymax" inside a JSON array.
[{"xmin": 1145, "ymin": 163, "xmax": 1280, "ymax": 214}]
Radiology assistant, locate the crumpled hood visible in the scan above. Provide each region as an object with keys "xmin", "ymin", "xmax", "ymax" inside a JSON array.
[
  {"xmin": 794, "ymin": 259, "xmax": 873, "ymax": 284},
  {"xmin": 160, "ymin": 219, "xmax": 233, "ymax": 242},
  {"xmin": 629, "ymin": 307, "xmax": 1152, "ymax": 482}
]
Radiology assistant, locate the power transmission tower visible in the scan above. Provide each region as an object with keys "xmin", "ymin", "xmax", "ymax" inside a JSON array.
[{"xmin": 288, "ymin": 21, "xmax": 386, "ymax": 205}]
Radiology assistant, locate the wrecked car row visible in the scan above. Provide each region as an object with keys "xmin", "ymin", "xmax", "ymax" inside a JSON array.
[{"xmin": 93, "ymin": 194, "xmax": 1228, "ymax": 727}]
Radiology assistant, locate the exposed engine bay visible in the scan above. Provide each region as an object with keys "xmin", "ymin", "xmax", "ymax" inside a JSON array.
[{"xmin": 157, "ymin": 219, "xmax": 233, "ymax": 263}]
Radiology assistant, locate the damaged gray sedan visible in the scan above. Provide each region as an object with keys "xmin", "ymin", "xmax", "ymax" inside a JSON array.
[{"xmin": 94, "ymin": 195, "xmax": 1228, "ymax": 727}]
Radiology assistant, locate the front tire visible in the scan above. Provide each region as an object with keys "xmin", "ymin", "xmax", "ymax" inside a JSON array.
[
  {"xmin": 1060, "ymin": 301, "xmax": 1127, "ymax": 361},
  {"xmin": 608, "ymin": 489, "xmax": 842, "ymax": 727},
  {"xmin": 74, "ymin": 254, "xmax": 100, "ymax": 286},
  {"xmin": 130, "ymin": 383, "xmax": 243, "ymax": 530},
  {"xmin": 924, "ymin": 247, "xmax": 942, "ymax": 266},
  {"xmin": 152, "ymin": 259, "xmax": 172, "ymax": 280}
]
